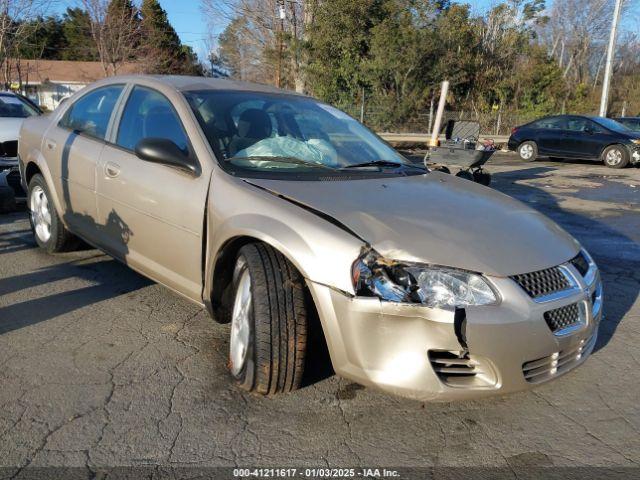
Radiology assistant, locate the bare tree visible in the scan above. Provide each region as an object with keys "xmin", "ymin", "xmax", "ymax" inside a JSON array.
[
  {"xmin": 79, "ymin": 0, "xmax": 139, "ymax": 76},
  {"xmin": 0, "ymin": 0, "xmax": 51, "ymax": 88},
  {"xmin": 201, "ymin": 0, "xmax": 318, "ymax": 92}
]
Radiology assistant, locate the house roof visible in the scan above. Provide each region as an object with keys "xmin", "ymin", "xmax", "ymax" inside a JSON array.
[{"xmin": 3, "ymin": 59, "xmax": 142, "ymax": 85}]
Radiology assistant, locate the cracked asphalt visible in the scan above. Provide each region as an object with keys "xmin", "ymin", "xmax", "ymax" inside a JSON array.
[{"xmin": 1, "ymin": 153, "xmax": 639, "ymax": 476}]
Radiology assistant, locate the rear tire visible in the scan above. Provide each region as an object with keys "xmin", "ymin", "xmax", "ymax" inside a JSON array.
[
  {"xmin": 602, "ymin": 145, "xmax": 629, "ymax": 169},
  {"xmin": 28, "ymin": 174, "xmax": 79, "ymax": 253},
  {"xmin": 518, "ymin": 141, "xmax": 538, "ymax": 162},
  {"xmin": 229, "ymin": 243, "xmax": 308, "ymax": 395}
]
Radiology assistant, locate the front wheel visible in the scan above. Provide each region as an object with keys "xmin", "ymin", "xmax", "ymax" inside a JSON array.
[
  {"xmin": 602, "ymin": 145, "xmax": 629, "ymax": 169},
  {"xmin": 28, "ymin": 174, "xmax": 79, "ymax": 253},
  {"xmin": 518, "ymin": 141, "xmax": 538, "ymax": 162},
  {"xmin": 229, "ymin": 243, "xmax": 308, "ymax": 395}
]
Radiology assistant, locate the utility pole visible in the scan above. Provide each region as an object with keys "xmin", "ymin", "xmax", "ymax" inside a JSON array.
[
  {"xmin": 276, "ymin": 0, "xmax": 286, "ymax": 88},
  {"xmin": 599, "ymin": 0, "xmax": 623, "ymax": 117}
]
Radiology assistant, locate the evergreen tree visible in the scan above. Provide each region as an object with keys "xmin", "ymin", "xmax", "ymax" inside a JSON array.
[
  {"xmin": 140, "ymin": 0, "xmax": 201, "ymax": 75},
  {"xmin": 61, "ymin": 8, "xmax": 99, "ymax": 61}
]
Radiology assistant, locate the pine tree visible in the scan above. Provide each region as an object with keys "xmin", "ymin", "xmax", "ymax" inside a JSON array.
[
  {"xmin": 140, "ymin": 0, "xmax": 201, "ymax": 75},
  {"xmin": 62, "ymin": 8, "xmax": 99, "ymax": 61}
]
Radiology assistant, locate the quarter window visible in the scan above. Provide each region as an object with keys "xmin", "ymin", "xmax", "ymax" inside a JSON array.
[
  {"xmin": 59, "ymin": 85, "xmax": 124, "ymax": 140},
  {"xmin": 116, "ymin": 86, "xmax": 189, "ymax": 153}
]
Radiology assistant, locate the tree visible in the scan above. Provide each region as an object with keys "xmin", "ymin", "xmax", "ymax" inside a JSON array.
[
  {"xmin": 0, "ymin": 0, "xmax": 51, "ymax": 86},
  {"xmin": 15, "ymin": 16, "xmax": 66, "ymax": 60},
  {"xmin": 202, "ymin": 0, "xmax": 318, "ymax": 92},
  {"xmin": 81, "ymin": 0, "xmax": 140, "ymax": 75},
  {"xmin": 140, "ymin": 0, "xmax": 201, "ymax": 75},
  {"xmin": 62, "ymin": 7, "xmax": 99, "ymax": 61}
]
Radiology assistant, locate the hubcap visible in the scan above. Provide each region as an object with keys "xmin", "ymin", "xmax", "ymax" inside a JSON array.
[
  {"xmin": 30, "ymin": 186, "xmax": 51, "ymax": 243},
  {"xmin": 230, "ymin": 268, "xmax": 252, "ymax": 376},
  {"xmin": 520, "ymin": 144, "xmax": 533, "ymax": 159},
  {"xmin": 606, "ymin": 149, "xmax": 622, "ymax": 165}
]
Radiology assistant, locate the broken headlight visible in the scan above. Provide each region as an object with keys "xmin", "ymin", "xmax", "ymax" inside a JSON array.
[{"xmin": 352, "ymin": 250, "xmax": 498, "ymax": 309}]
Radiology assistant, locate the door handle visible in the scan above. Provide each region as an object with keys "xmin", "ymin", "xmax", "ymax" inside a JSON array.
[
  {"xmin": 105, "ymin": 162, "xmax": 121, "ymax": 178},
  {"xmin": 45, "ymin": 138, "xmax": 57, "ymax": 150}
]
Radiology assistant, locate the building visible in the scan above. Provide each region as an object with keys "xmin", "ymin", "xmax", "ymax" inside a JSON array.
[{"xmin": 3, "ymin": 59, "xmax": 141, "ymax": 111}]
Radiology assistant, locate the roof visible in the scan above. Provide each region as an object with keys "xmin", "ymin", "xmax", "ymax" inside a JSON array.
[
  {"xmin": 3, "ymin": 59, "xmax": 142, "ymax": 85},
  {"xmin": 105, "ymin": 74, "xmax": 306, "ymax": 96}
]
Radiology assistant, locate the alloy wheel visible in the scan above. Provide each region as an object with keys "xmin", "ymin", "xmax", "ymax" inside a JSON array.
[
  {"xmin": 520, "ymin": 144, "xmax": 533, "ymax": 160},
  {"xmin": 30, "ymin": 185, "xmax": 51, "ymax": 243},
  {"xmin": 230, "ymin": 268, "xmax": 252, "ymax": 376},
  {"xmin": 605, "ymin": 149, "xmax": 622, "ymax": 166}
]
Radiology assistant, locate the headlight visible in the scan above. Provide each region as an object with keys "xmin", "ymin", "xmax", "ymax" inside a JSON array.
[
  {"xmin": 352, "ymin": 250, "xmax": 498, "ymax": 309},
  {"xmin": 631, "ymin": 139, "xmax": 640, "ymax": 146}
]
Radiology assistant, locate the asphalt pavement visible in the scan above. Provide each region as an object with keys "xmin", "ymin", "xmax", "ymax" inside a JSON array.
[{"xmin": 1, "ymin": 154, "xmax": 640, "ymax": 477}]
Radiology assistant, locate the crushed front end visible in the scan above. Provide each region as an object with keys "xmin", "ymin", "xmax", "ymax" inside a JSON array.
[{"xmin": 308, "ymin": 249, "xmax": 602, "ymax": 402}]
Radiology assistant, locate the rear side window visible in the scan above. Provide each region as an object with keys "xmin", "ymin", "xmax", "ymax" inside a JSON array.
[
  {"xmin": 530, "ymin": 117, "xmax": 566, "ymax": 130},
  {"xmin": 116, "ymin": 86, "xmax": 189, "ymax": 152},
  {"xmin": 59, "ymin": 85, "xmax": 124, "ymax": 139}
]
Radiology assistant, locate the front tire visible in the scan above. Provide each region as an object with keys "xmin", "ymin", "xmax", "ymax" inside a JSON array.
[
  {"xmin": 229, "ymin": 243, "xmax": 308, "ymax": 395},
  {"xmin": 28, "ymin": 174, "xmax": 78, "ymax": 253},
  {"xmin": 602, "ymin": 145, "xmax": 629, "ymax": 169},
  {"xmin": 518, "ymin": 141, "xmax": 538, "ymax": 162}
]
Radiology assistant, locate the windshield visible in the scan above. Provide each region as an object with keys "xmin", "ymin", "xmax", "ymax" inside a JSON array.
[
  {"xmin": 184, "ymin": 90, "xmax": 415, "ymax": 176},
  {"xmin": 0, "ymin": 94, "xmax": 40, "ymax": 118},
  {"xmin": 593, "ymin": 117, "xmax": 631, "ymax": 134}
]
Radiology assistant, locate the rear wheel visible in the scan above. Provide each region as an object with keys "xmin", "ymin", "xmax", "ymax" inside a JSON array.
[
  {"xmin": 28, "ymin": 174, "xmax": 79, "ymax": 253},
  {"xmin": 602, "ymin": 145, "xmax": 629, "ymax": 169},
  {"xmin": 518, "ymin": 141, "xmax": 538, "ymax": 162},
  {"xmin": 229, "ymin": 243, "xmax": 308, "ymax": 395}
]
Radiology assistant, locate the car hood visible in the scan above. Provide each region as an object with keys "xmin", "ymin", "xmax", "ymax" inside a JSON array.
[
  {"xmin": 246, "ymin": 172, "xmax": 580, "ymax": 277},
  {"xmin": 0, "ymin": 117, "xmax": 25, "ymax": 143}
]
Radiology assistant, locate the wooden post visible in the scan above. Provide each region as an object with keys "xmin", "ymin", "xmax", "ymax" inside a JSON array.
[{"xmin": 429, "ymin": 81, "xmax": 449, "ymax": 148}]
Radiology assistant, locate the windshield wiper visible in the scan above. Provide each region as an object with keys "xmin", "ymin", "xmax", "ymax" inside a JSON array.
[
  {"xmin": 341, "ymin": 160, "xmax": 426, "ymax": 171},
  {"xmin": 225, "ymin": 155, "xmax": 337, "ymax": 170}
]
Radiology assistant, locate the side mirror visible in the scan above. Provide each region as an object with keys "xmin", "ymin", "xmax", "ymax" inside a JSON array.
[{"xmin": 134, "ymin": 138, "xmax": 198, "ymax": 174}]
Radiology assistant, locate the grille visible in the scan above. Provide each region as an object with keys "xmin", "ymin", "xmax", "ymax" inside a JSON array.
[
  {"xmin": 522, "ymin": 332, "xmax": 596, "ymax": 383},
  {"xmin": 511, "ymin": 266, "xmax": 570, "ymax": 298},
  {"xmin": 544, "ymin": 303, "xmax": 580, "ymax": 333},
  {"xmin": 0, "ymin": 140, "xmax": 17, "ymax": 157},
  {"xmin": 570, "ymin": 251, "xmax": 589, "ymax": 277}
]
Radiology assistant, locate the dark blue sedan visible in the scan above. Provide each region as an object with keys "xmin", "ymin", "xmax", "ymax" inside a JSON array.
[{"xmin": 508, "ymin": 115, "xmax": 640, "ymax": 169}]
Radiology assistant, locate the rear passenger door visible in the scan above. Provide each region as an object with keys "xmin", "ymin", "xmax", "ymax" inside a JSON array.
[
  {"xmin": 533, "ymin": 116, "xmax": 568, "ymax": 155},
  {"xmin": 96, "ymin": 85, "xmax": 210, "ymax": 302},
  {"xmin": 43, "ymin": 84, "xmax": 125, "ymax": 239}
]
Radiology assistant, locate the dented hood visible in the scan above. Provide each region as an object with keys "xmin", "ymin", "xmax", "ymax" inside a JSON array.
[{"xmin": 246, "ymin": 172, "xmax": 580, "ymax": 277}]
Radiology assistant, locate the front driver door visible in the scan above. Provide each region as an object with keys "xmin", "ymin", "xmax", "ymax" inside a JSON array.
[{"xmin": 95, "ymin": 85, "xmax": 210, "ymax": 302}]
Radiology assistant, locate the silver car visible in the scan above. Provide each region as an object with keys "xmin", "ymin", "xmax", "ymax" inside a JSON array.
[{"xmin": 18, "ymin": 76, "xmax": 603, "ymax": 401}]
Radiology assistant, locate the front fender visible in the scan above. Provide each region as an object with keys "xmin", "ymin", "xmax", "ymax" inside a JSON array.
[{"xmin": 204, "ymin": 169, "xmax": 364, "ymax": 305}]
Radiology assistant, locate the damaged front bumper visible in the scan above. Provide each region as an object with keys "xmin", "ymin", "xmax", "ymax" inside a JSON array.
[{"xmin": 308, "ymin": 261, "xmax": 602, "ymax": 402}]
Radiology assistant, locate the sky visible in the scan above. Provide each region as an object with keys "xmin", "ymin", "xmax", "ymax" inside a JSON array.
[{"xmin": 54, "ymin": 0, "xmax": 636, "ymax": 62}]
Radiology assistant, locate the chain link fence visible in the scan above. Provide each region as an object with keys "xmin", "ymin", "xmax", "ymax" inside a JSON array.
[{"xmin": 342, "ymin": 105, "xmax": 541, "ymax": 136}]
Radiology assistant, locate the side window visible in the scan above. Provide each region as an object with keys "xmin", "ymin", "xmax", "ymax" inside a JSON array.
[
  {"xmin": 59, "ymin": 85, "xmax": 124, "ymax": 140},
  {"xmin": 531, "ymin": 117, "xmax": 566, "ymax": 130},
  {"xmin": 116, "ymin": 86, "xmax": 189, "ymax": 152},
  {"xmin": 565, "ymin": 117, "xmax": 589, "ymax": 132}
]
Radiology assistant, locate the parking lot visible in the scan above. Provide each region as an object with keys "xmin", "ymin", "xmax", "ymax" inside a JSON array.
[{"xmin": 1, "ymin": 153, "xmax": 640, "ymax": 475}]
